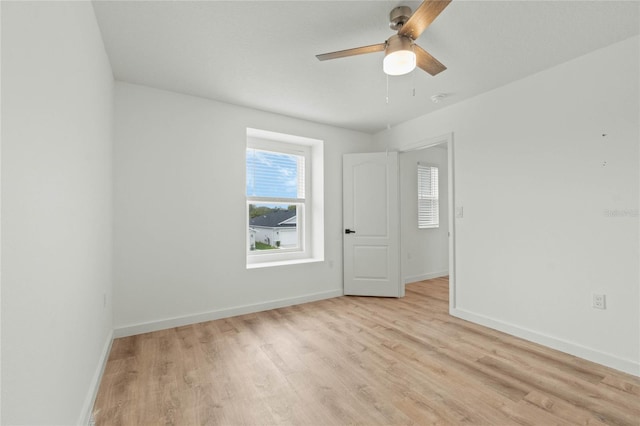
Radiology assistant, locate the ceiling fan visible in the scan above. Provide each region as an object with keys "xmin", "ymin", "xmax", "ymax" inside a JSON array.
[{"xmin": 316, "ymin": 0, "xmax": 451, "ymax": 77}]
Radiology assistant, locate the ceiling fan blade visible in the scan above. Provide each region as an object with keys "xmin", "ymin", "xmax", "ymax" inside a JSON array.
[
  {"xmin": 399, "ymin": 0, "xmax": 451, "ymax": 40},
  {"xmin": 316, "ymin": 43, "xmax": 386, "ymax": 61},
  {"xmin": 414, "ymin": 44, "xmax": 446, "ymax": 76}
]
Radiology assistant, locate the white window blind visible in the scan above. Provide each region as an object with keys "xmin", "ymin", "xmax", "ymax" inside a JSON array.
[
  {"xmin": 418, "ymin": 163, "xmax": 439, "ymax": 229},
  {"xmin": 246, "ymin": 148, "xmax": 305, "ymax": 199}
]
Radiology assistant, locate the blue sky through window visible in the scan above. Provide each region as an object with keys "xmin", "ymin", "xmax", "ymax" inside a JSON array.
[{"xmin": 246, "ymin": 149, "xmax": 301, "ymax": 198}]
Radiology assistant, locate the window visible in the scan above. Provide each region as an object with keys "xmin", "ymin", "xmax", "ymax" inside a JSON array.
[
  {"xmin": 246, "ymin": 144, "xmax": 307, "ymax": 253},
  {"xmin": 418, "ymin": 163, "xmax": 439, "ymax": 228},
  {"xmin": 246, "ymin": 128, "xmax": 324, "ymax": 267}
]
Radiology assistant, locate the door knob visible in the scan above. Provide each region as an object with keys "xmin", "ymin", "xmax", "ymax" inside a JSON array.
[{"xmin": 345, "ymin": 229, "xmax": 356, "ymax": 234}]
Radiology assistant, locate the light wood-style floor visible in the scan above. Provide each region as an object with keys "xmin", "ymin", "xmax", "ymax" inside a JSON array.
[{"xmin": 93, "ymin": 277, "xmax": 640, "ymax": 425}]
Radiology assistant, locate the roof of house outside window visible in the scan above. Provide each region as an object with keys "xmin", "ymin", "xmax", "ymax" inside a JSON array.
[{"xmin": 250, "ymin": 210, "xmax": 297, "ymax": 228}]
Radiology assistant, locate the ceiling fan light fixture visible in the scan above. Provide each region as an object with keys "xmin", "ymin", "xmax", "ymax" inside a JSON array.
[
  {"xmin": 383, "ymin": 35, "xmax": 416, "ymax": 76},
  {"xmin": 315, "ymin": 0, "xmax": 450, "ymax": 77}
]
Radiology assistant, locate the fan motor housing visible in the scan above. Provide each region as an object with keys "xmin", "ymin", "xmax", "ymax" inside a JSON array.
[{"xmin": 389, "ymin": 6, "xmax": 412, "ymax": 30}]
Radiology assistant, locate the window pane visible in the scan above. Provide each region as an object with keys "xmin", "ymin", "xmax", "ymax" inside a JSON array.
[
  {"xmin": 249, "ymin": 203, "xmax": 299, "ymax": 251},
  {"xmin": 418, "ymin": 164, "xmax": 439, "ymax": 228},
  {"xmin": 246, "ymin": 149, "xmax": 305, "ymax": 198}
]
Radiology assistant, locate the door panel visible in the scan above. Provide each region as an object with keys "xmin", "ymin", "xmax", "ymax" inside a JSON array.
[
  {"xmin": 343, "ymin": 152, "xmax": 402, "ymax": 297},
  {"xmin": 353, "ymin": 162, "xmax": 388, "ymax": 236},
  {"xmin": 353, "ymin": 246, "xmax": 389, "ymax": 279}
]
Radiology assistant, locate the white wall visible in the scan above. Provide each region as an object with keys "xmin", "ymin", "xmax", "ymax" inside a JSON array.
[
  {"xmin": 1, "ymin": 2, "xmax": 114, "ymax": 424},
  {"xmin": 400, "ymin": 146, "xmax": 449, "ymax": 284},
  {"xmin": 113, "ymin": 82, "xmax": 373, "ymax": 335},
  {"xmin": 376, "ymin": 36, "xmax": 640, "ymax": 375}
]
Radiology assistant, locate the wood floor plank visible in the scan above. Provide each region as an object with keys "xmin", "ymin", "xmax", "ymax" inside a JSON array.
[
  {"xmin": 522, "ymin": 390, "xmax": 609, "ymax": 426},
  {"xmin": 93, "ymin": 278, "xmax": 640, "ymax": 425}
]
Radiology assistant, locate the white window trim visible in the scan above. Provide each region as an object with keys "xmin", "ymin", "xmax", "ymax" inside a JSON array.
[{"xmin": 246, "ymin": 128, "xmax": 324, "ymax": 268}]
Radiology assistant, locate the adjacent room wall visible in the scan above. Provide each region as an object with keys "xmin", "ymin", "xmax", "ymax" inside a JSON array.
[
  {"xmin": 113, "ymin": 82, "xmax": 374, "ymax": 335},
  {"xmin": 400, "ymin": 146, "xmax": 449, "ymax": 284},
  {"xmin": 375, "ymin": 36, "xmax": 640, "ymax": 375},
  {"xmin": 1, "ymin": 2, "xmax": 114, "ymax": 424}
]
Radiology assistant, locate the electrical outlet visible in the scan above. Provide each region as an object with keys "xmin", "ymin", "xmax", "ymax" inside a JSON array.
[{"xmin": 592, "ymin": 294, "xmax": 606, "ymax": 310}]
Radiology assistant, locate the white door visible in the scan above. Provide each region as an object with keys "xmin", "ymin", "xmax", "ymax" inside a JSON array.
[{"xmin": 343, "ymin": 152, "xmax": 402, "ymax": 297}]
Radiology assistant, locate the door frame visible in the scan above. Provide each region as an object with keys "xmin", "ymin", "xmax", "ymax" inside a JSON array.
[{"xmin": 397, "ymin": 133, "xmax": 456, "ymax": 312}]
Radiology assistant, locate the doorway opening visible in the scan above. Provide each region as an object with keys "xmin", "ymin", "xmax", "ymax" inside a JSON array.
[{"xmin": 398, "ymin": 133, "xmax": 456, "ymax": 311}]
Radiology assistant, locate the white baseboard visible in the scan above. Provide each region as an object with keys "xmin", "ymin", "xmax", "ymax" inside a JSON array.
[
  {"xmin": 404, "ymin": 270, "xmax": 449, "ymax": 285},
  {"xmin": 77, "ymin": 330, "xmax": 114, "ymax": 425},
  {"xmin": 114, "ymin": 289, "xmax": 343, "ymax": 338},
  {"xmin": 451, "ymin": 307, "xmax": 639, "ymax": 377}
]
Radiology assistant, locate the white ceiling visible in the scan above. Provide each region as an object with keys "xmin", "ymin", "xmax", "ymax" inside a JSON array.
[{"xmin": 92, "ymin": 0, "xmax": 639, "ymax": 134}]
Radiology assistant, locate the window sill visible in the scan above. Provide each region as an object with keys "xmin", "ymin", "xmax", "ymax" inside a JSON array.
[{"xmin": 246, "ymin": 256, "xmax": 324, "ymax": 269}]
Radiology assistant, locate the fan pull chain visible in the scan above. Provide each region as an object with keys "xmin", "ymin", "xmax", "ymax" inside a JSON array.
[
  {"xmin": 412, "ymin": 70, "xmax": 416, "ymax": 97},
  {"xmin": 386, "ymin": 74, "xmax": 390, "ymax": 104},
  {"xmin": 412, "ymin": 45, "xmax": 416, "ymax": 97}
]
